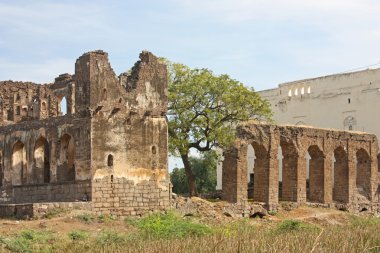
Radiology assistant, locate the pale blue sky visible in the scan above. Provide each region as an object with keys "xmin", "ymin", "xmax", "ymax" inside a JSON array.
[{"xmin": 1, "ymin": 0, "xmax": 379, "ymax": 169}]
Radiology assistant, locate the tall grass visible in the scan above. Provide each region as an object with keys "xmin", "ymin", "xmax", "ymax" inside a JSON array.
[{"xmin": 0, "ymin": 213, "xmax": 379, "ymax": 253}]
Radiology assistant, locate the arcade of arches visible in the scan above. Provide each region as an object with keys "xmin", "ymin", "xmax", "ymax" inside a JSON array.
[{"xmin": 222, "ymin": 123, "xmax": 379, "ymax": 211}]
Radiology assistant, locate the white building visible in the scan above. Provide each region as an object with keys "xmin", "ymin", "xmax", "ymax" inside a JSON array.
[{"xmin": 216, "ymin": 68, "xmax": 380, "ymax": 190}]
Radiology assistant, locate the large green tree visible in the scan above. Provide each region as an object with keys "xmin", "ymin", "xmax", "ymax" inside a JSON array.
[{"xmin": 168, "ymin": 63, "xmax": 272, "ymax": 196}]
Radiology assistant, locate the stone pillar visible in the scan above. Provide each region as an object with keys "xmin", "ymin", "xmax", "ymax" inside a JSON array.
[
  {"xmin": 370, "ymin": 139, "xmax": 378, "ymax": 202},
  {"xmin": 323, "ymin": 148, "xmax": 333, "ymax": 204},
  {"xmin": 221, "ymin": 140, "xmax": 248, "ymax": 203},
  {"xmin": 347, "ymin": 140, "xmax": 356, "ymax": 204},
  {"xmin": 267, "ymin": 136, "xmax": 279, "ymax": 208},
  {"xmin": 296, "ymin": 149, "xmax": 307, "ymax": 203}
]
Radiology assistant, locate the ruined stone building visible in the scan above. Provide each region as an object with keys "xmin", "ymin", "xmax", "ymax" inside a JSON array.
[
  {"xmin": 0, "ymin": 50, "xmax": 171, "ymax": 216},
  {"xmin": 222, "ymin": 123, "xmax": 379, "ymax": 212}
]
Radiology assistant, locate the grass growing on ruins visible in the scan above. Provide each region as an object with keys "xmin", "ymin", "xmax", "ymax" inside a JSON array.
[{"xmin": 0, "ymin": 208, "xmax": 380, "ymax": 252}]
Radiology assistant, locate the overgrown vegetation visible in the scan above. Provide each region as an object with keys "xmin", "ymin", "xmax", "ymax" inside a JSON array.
[
  {"xmin": 0, "ymin": 212, "xmax": 380, "ymax": 252},
  {"xmin": 170, "ymin": 151, "xmax": 218, "ymax": 194},
  {"xmin": 128, "ymin": 211, "xmax": 212, "ymax": 239}
]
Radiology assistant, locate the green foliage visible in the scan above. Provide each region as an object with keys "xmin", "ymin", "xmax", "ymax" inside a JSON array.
[
  {"xmin": 170, "ymin": 151, "xmax": 218, "ymax": 194},
  {"xmin": 98, "ymin": 214, "xmax": 117, "ymax": 223},
  {"xmin": 68, "ymin": 230, "xmax": 89, "ymax": 241},
  {"xmin": 349, "ymin": 215, "xmax": 380, "ymax": 228},
  {"xmin": 76, "ymin": 213, "xmax": 95, "ymax": 224},
  {"xmin": 95, "ymin": 230, "xmax": 126, "ymax": 250},
  {"xmin": 274, "ymin": 219, "xmax": 319, "ymax": 234},
  {"xmin": 167, "ymin": 62, "xmax": 272, "ymax": 155},
  {"xmin": 43, "ymin": 208, "xmax": 67, "ymax": 219},
  {"xmin": 133, "ymin": 211, "xmax": 212, "ymax": 239},
  {"xmin": 0, "ymin": 229, "xmax": 55, "ymax": 253},
  {"xmin": 166, "ymin": 61, "xmax": 272, "ymax": 195}
]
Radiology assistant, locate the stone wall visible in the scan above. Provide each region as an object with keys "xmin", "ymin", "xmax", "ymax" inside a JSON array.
[
  {"xmin": 222, "ymin": 122, "xmax": 379, "ymax": 212},
  {"xmin": 92, "ymin": 176, "xmax": 170, "ymax": 216}
]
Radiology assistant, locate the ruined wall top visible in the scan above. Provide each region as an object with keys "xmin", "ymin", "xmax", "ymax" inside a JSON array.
[{"xmin": 0, "ymin": 50, "xmax": 167, "ymax": 126}]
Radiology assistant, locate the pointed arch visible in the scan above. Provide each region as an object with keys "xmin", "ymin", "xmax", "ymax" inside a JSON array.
[{"xmin": 12, "ymin": 140, "xmax": 26, "ymax": 185}]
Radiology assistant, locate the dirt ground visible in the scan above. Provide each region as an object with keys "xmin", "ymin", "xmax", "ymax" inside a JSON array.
[{"xmin": 0, "ymin": 199, "xmax": 355, "ymax": 237}]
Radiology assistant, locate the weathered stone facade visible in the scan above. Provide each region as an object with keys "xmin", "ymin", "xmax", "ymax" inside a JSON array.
[
  {"xmin": 222, "ymin": 122, "xmax": 379, "ymax": 212},
  {"xmin": 0, "ymin": 50, "xmax": 171, "ymax": 216}
]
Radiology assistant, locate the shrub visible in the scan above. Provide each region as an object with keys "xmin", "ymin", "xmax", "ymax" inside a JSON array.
[
  {"xmin": 275, "ymin": 219, "xmax": 319, "ymax": 234},
  {"xmin": 76, "ymin": 213, "xmax": 95, "ymax": 224},
  {"xmin": 133, "ymin": 211, "xmax": 212, "ymax": 239},
  {"xmin": 95, "ymin": 230, "xmax": 126, "ymax": 251},
  {"xmin": 68, "ymin": 230, "xmax": 89, "ymax": 241},
  {"xmin": 98, "ymin": 214, "xmax": 117, "ymax": 223}
]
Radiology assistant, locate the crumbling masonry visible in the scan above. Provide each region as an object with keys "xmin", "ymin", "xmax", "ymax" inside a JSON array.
[
  {"xmin": 0, "ymin": 50, "xmax": 171, "ymax": 217},
  {"xmin": 222, "ymin": 123, "xmax": 380, "ymax": 212}
]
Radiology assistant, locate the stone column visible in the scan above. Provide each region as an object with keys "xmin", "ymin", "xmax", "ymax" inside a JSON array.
[
  {"xmin": 296, "ymin": 149, "xmax": 307, "ymax": 203},
  {"xmin": 221, "ymin": 140, "xmax": 248, "ymax": 203}
]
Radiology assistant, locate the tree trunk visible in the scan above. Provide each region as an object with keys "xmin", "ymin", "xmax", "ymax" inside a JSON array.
[{"xmin": 181, "ymin": 153, "xmax": 198, "ymax": 196}]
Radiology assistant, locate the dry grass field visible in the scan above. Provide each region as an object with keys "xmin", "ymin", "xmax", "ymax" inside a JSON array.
[{"xmin": 0, "ymin": 202, "xmax": 379, "ymax": 253}]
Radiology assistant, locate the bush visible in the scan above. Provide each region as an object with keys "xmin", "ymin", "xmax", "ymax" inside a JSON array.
[
  {"xmin": 0, "ymin": 230, "xmax": 55, "ymax": 253},
  {"xmin": 43, "ymin": 208, "xmax": 67, "ymax": 219},
  {"xmin": 76, "ymin": 213, "xmax": 95, "ymax": 224},
  {"xmin": 68, "ymin": 230, "xmax": 89, "ymax": 241},
  {"xmin": 96, "ymin": 230, "xmax": 126, "ymax": 250},
  {"xmin": 132, "ymin": 211, "xmax": 212, "ymax": 239},
  {"xmin": 275, "ymin": 219, "xmax": 319, "ymax": 234}
]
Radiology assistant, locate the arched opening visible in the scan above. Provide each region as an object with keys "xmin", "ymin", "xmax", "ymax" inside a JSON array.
[
  {"xmin": 41, "ymin": 101, "xmax": 47, "ymax": 111},
  {"xmin": 250, "ymin": 143, "xmax": 270, "ymax": 202},
  {"xmin": 103, "ymin": 88, "xmax": 107, "ymax": 100},
  {"xmin": 307, "ymin": 86, "xmax": 311, "ymax": 94},
  {"xmin": 356, "ymin": 148, "xmax": 371, "ymax": 201},
  {"xmin": 12, "ymin": 141, "xmax": 26, "ymax": 186},
  {"xmin": 288, "ymin": 89, "xmax": 292, "ymax": 96},
  {"xmin": 57, "ymin": 134, "xmax": 75, "ymax": 182},
  {"xmin": 247, "ymin": 144, "xmax": 256, "ymax": 199},
  {"xmin": 34, "ymin": 137, "xmax": 50, "ymax": 184},
  {"xmin": 301, "ymin": 87, "xmax": 305, "ymax": 95},
  {"xmin": 307, "ymin": 145, "xmax": 324, "ymax": 203},
  {"xmin": 294, "ymin": 88, "xmax": 298, "ymax": 96},
  {"xmin": 279, "ymin": 140, "xmax": 298, "ymax": 201},
  {"xmin": 60, "ymin": 96, "xmax": 67, "ymax": 116},
  {"xmin": 151, "ymin": 146, "xmax": 157, "ymax": 154},
  {"xmin": 333, "ymin": 146, "xmax": 348, "ymax": 203},
  {"xmin": 107, "ymin": 154, "xmax": 113, "ymax": 167}
]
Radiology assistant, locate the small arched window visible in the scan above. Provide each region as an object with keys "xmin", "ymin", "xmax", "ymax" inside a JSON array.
[
  {"xmin": 151, "ymin": 146, "xmax": 157, "ymax": 155},
  {"xmin": 307, "ymin": 86, "xmax": 311, "ymax": 94},
  {"xmin": 107, "ymin": 154, "xmax": 113, "ymax": 167},
  {"xmin": 288, "ymin": 89, "xmax": 292, "ymax": 96},
  {"xmin": 295, "ymin": 88, "xmax": 298, "ymax": 96},
  {"xmin": 301, "ymin": 87, "xmax": 305, "ymax": 95},
  {"xmin": 41, "ymin": 102, "xmax": 47, "ymax": 111}
]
